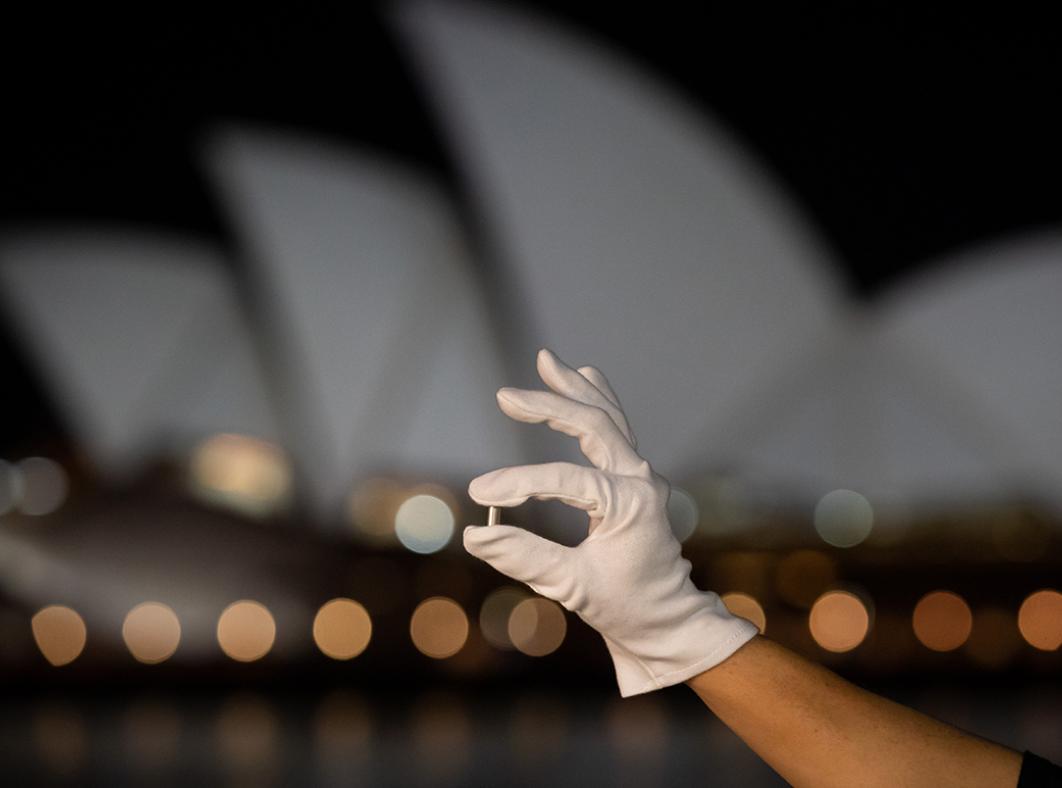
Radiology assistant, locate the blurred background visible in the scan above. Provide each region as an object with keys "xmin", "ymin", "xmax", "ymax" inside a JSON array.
[{"xmin": 2, "ymin": 2, "xmax": 1060, "ymax": 785}]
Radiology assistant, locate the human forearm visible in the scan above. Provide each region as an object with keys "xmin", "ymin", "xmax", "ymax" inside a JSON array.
[{"xmin": 687, "ymin": 636, "xmax": 1021, "ymax": 788}]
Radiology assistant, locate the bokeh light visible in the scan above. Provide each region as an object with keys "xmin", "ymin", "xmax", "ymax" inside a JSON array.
[
  {"xmin": 313, "ymin": 598, "xmax": 372, "ymax": 660},
  {"xmin": 912, "ymin": 591, "xmax": 972, "ymax": 652},
  {"xmin": 775, "ymin": 549, "xmax": 838, "ymax": 608},
  {"xmin": 190, "ymin": 433, "xmax": 292, "ymax": 517},
  {"xmin": 1018, "ymin": 589, "xmax": 1062, "ymax": 651},
  {"xmin": 721, "ymin": 592, "xmax": 766, "ymax": 634},
  {"xmin": 666, "ymin": 486, "xmax": 699, "ymax": 542},
  {"xmin": 809, "ymin": 591, "xmax": 870, "ymax": 652},
  {"xmin": 480, "ymin": 586, "xmax": 529, "ymax": 650},
  {"xmin": 17, "ymin": 456, "xmax": 68, "ymax": 516},
  {"xmin": 813, "ymin": 489, "xmax": 873, "ymax": 548},
  {"xmin": 122, "ymin": 602, "xmax": 181, "ymax": 664},
  {"xmin": 395, "ymin": 493, "xmax": 455, "ymax": 554},
  {"xmin": 31, "ymin": 605, "xmax": 87, "ymax": 666},
  {"xmin": 508, "ymin": 597, "xmax": 567, "ymax": 657},
  {"xmin": 217, "ymin": 600, "xmax": 276, "ymax": 662},
  {"xmin": 410, "ymin": 597, "xmax": 469, "ymax": 658},
  {"xmin": 346, "ymin": 478, "xmax": 405, "ymax": 543},
  {"xmin": 694, "ymin": 475, "xmax": 752, "ymax": 535}
]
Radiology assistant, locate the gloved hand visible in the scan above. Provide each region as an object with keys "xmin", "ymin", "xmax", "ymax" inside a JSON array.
[{"xmin": 464, "ymin": 348, "xmax": 758, "ymax": 697}]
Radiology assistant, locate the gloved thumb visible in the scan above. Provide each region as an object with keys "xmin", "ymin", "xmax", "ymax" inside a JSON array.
[{"xmin": 463, "ymin": 524, "xmax": 575, "ymax": 602}]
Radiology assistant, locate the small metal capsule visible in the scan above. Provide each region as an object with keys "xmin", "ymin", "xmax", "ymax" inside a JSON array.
[{"xmin": 487, "ymin": 506, "xmax": 501, "ymax": 527}]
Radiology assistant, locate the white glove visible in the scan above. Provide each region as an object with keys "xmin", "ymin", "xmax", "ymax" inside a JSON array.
[{"xmin": 464, "ymin": 348, "xmax": 757, "ymax": 697}]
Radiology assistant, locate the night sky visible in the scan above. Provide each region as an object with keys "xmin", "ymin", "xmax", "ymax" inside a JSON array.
[{"xmin": 2, "ymin": 2, "xmax": 1059, "ymax": 451}]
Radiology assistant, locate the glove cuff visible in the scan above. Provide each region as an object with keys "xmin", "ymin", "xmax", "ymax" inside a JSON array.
[{"xmin": 604, "ymin": 597, "xmax": 759, "ymax": 698}]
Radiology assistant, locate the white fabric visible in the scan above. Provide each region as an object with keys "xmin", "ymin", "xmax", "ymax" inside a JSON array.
[{"xmin": 464, "ymin": 349, "xmax": 757, "ymax": 696}]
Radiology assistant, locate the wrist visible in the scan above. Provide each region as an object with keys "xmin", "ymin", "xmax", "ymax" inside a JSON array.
[{"xmin": 685, "ymin": 633, "xmax": 764, "ymax": 697}]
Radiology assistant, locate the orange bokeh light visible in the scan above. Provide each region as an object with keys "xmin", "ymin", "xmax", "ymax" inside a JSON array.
[
  {"xmin": 508, "ymin": 598, "xmax": 567, "ymax": 657},
  {"xmin": 217, "ymin": 600, "xmax": 276, "ymax": 662},
  {"xmin": 313, "ymin": 598, "xmax": 372, "ymax": 660},
  {"xmin": 122, "ymin": 602, "xmax": 181, "ymax": 664},
  {"xmin": 912, "ymin": 591, "xmax": 972, "ymax": 652},
  {"xmin": 31, "ymin": 605, "xmax": 87, "ymax": 666},
  {"xmin": 410, "ymin": 597, "xmax": 469, "ymax": 659},
  {"xmin": 808, "ymin": 591, "xmax": 869, "ymax": 652},
  {"xmin": 1018, "ymin": 589, "xmax": 1062, "ymax": 651},
  {"xmin": 721, "ymin": 592, "xmax": 766, "ymax": 634}
]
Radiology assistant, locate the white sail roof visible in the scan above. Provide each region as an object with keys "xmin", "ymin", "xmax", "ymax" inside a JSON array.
[
  {"xmin": 0, "ymin": 232, "xmax": 278, "ymax": 476},
  {"xmin": 712, "ymin": 233, "xmax": 1062, "ymax": 512},
  {"xmin": 395, "ymin": 1, "xmax": 843, "ymax": 476},
  {"xmin": 719, "ymin": 319, "xmax": 1016, "ymax": 510},
  {"xmin": 207, "ymin": 129, "xmax": 524, "ymax": 514},
  {"xmin": 877, "ymin": 233, "xmax": 1062, "ymax": 510}
]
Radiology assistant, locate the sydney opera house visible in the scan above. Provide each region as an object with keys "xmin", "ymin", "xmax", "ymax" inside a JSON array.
[{"xmin": 1, "ymin": 3, "xmax": 1059, "ymax": 784}]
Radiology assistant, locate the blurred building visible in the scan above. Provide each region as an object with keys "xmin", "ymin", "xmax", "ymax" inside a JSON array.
[{"xmin": 0, "ymin": 2, "xmax": 1059, "ymax": 785}]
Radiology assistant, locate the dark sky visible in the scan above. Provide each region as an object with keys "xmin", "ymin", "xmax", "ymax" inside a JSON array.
[{"xmin": 2, "ymin": 2, "xmax": 1060, "ymax": 451}]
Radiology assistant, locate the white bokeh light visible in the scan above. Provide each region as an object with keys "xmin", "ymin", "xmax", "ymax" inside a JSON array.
[
  {"xmin": 666, "ymin": 487, "xmax": 699, "ymax": 542},
  {"xmin": 189, "ymin": 434, "xmax": 292, "ymax": 517},
  {"xmin": 17, "ymin": 457, "xmax": 68, "ymax": 516},
  {"xmin": 813, "ymin": 489, "xmax": 873, "ymax": 548},
  {"xmin": 395, "ymin": 494, "xmax": 455, "ymax": 554}
]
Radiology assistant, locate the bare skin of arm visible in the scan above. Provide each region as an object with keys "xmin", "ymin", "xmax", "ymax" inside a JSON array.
[{"xmin": 687, "ymin": 636, "xmax": 1022, "ymax": 788}]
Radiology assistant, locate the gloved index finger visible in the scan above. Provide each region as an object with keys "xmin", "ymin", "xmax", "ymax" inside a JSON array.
[
  {"xmin": 496, "ymin": 387, "xmax": 645, "ymax": 475},
  {"xmin": 469, "ymin": 461, "xmax": 607, "ymax": 518}
]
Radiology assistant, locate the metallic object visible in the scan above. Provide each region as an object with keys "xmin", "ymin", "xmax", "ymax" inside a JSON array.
[{"xmin": 487, "ymin": 506, "xmax": 501, "ymax": 527}]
